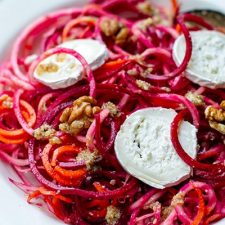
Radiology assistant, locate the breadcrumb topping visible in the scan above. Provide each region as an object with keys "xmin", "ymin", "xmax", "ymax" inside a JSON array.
[
  {"xmin": 33, "ymin": 124, "xmax": 56, "ymax": 140},
  {"xmin": 185, "ymin": 92, "xmax": 205, "ymax": 106},
  {"xmin": 76, "ymin": 149, "xmax": 101, "ymax": 170},
  {"xmin": 137, "ymin": 2, "xmax": 153, "ymax": 16},
  {"xmin": 171, "ymin": 193, "xmax": 185, "ymax": 207},
  {"xmin": 136, "ymin": 79, "xmax": 151, "ymax": 91},
  {"xmin": 0, "ymin": 94, "xmax": 13, "ymax": 109},
  {"xmin": 105, "ymin": 205, "xmax": 121, "ymax": 225},
  {"xmin": 162, "ymin": 193, "xmax": 184, "ymax": 220},
  {"xmin": 102, "ymin": 102, "xmax": 120, "ymax": 117}
]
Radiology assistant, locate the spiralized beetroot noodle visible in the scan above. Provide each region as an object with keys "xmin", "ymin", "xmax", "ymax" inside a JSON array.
[{"xmin": 0, "ymin": 0, "xmax": 224, "ymax": 224}]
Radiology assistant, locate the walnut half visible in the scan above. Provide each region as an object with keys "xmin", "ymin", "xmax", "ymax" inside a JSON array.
[
  {"xmin": 205, "ymin": 101, "xmax": 225, "ymax": 135},
  {"xmin": 100, "ymin": 17, "xmax": 129, "ymax": 46},
  {"xmin": 59, "ymin": 96, "xmax": 101, "ymax": 135}
]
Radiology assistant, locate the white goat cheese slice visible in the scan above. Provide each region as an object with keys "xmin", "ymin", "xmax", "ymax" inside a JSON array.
[
  {"xmin": 115, "ymin": 107, "xmax": 197, "ymax": 189},
  {"xmin": 33, "ymin": 39, "xmax": 108, "ymax": 89},
  {"xmin": 173, "ymin": 30, "xmax": 225, "ymax": 89}
]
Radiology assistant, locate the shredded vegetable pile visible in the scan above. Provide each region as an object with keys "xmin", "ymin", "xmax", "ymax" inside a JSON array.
[{"xmin": 0, "ymin": 0, "xmax": 225, "ymax": 224}]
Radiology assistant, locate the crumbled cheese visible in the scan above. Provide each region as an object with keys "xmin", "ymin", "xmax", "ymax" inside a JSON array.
[
  {"xmin": 33, "ymin": 124, "xmax": 56, "ymax": 140},
  {"xmin": 185, "ymin": 91, "xmax": 205, "ymax": 106},
  {"xmin": 173, "ymin": 31, "xmax": 225, "ymax": 89},
  {"xmin": 136, "ymin": 79, "xmax": 151, "ymax": 91},
  {"xmin": 115, "ymin": 107, "xmax": 197, "ymax": 189},
  {"xmin": 76, "ymin": 149, "xmax": 101, "ymax": 170},
  {"xmin": 105, "ymin": 205, "xmax": 121, "ymax": 225},
  {"xmin": 102, "ymin": 102, "xmax": 120, "ymax": 117}
]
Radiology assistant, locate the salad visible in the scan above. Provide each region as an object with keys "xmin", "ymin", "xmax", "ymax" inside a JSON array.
[{"xmin": 0, "ymin": 0, "xmax": 224, "ymax": 224}]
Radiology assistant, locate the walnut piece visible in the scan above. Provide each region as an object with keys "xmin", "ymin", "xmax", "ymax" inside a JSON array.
[
  {"xmin": 0, "ymin": 94, "xmax": 13, "ymax": 109},
  {"xmin": 185, "ymin": 92, "xmax": 205, "ymax": 106},
  {"xmin": 137, "ymin": 1, "xmax": 154, "ymax": 16},
  {"xmin": 205, "ymin": 103, "xmax": 225, "ymax": 122},
  {"xmin": 76, "ymin": 149, "xmax": 101, "ymax": 170},
  {"xmin": 105, "ymin": 205, "xmax": 121, "ymax": 225},
  {"xmin": 162, "ymin": 193, "xmax": 184, "ymax": 221},
  {"xmin": 100, "ymin": 18, "xmax": 120, "ymax": 37},
  {"xmin": 205, "ymin": 101, "xmax": 225, "ymax": 135},
  {"xmin": 137, "ymin": 18, "xmax": 154, "ymax": 31},
  {"xmin": 33, "ymin": 124, "xmax": 61, "ymax": 144},
  {"xmin": 208, "ymin": 121, "xmax": 225, "ymax": 135},
  {"xmin": 100, "ymin": 17, "xmax": 129, "ymax": 46},
  {"xmin": 115, "ymin": 27, "xmax": 129, "ymax": 45},
  {"xmin": 144, "ymin": 201, "xmax": 161, "ymax": 210},
  {"xmin": 171, "ymin": 193, "xmax": 184, "ymax": 207},
  {"xmin": 136, "ymin": 79, "xmax": 151, "ymax": 91},
  {"xmin": 59, "ymin": 96, "xmax": 101, "ymax": 135},
  {"xmin": 102, "ymin": 102, "xmax": 120, "ymax": 117}
]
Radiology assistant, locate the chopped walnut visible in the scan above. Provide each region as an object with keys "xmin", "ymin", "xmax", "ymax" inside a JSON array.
[
  {"xmin": 33, "ymin": 124, "xmax": 61, "ymax": 144},
  {"xmin": 137, "ymin": 18, "xmax": 154, "ymax": 31},
  {"xmin": 171, "ymin": 193, "xmax": 184, "ymax": 206},
  {"xmin": 105, "ymin": 205, "xmax": 121, "ymax": 225},
  {"xmin": 76, "ymin": 149, "xmax": 101, "ymax": 170},
  {"xmin": 36, "ymin": 63, "xmax": 59, "ymax": 76},
  {"xmin": 102, "ymin": 102, "xmax": 120, "ymax": 117},
  {"xmin": 136, "ymin": 79, "xmax": 151, "ymax": 91},
  {"xmin": 127, "ymin": 69, "xmax": 139, "ymax": 76},
  {"xmin": 162, "ymin": 193, "xmax": 184, "ymax": 221},
  {"xmin": 162, "ymin": 206, "xmax": 173, "ymax": 220},
  {"xmin": 137, "ymin": 2, "xmax": 154, "ymax": 16},
  {"xmin": 205, "ymin": 101, "xmax": 225, "ymax": 135},
  {"xmin": 115, "ymin": 27, "xmax": 129, "ymax": 45},
  {"xmin": 140, "ymin": 67, "xmax": 153, "ymax": 78},
  {"xmin": 33, "ymin": 124, "xmax": 56, "ymax": 140},
  {"xmin": 208, "ymin": 121, "xmax": 225, "ymax": 135},
  {"xmin": 205, "ymin": 103, "xmax": 225, "ymax": 122},
  {"xmin": 0, "ymin": 94, "xmax": 13, "ymax": 109},
  {"xmin": 185, "ymin": 92, "xmax": 205, "ymax": 106},
  {"xmin": 49, "ymin": 136, "xmax": 62, "ymax": 145},
  {"xmin": 59, "ymin": 96, "xmax": 101, "ymax": 135},
  {"xmin": 100, "ymin": 17, "xmax": 129, "ymax": 46},
  {"xmin": 100, "ymin": 18, "xmax": 120, "ymax": 37},
  {"xmin": 144, "ymin": 201, "xmax": 161, "ymax": 210}
]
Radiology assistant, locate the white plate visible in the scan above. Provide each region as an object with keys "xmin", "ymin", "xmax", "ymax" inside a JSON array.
[{"xmin": 0, "ymin": 0, "xmax": 224, "ymax": 225}]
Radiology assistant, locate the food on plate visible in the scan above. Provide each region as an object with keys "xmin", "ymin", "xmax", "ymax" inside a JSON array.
[
  {"xmin": 115, "ymin": 107, "xmax": 198, "ymax": 189},
  {"xmin": 173, "ymin": 30, "xmax": 225, "ymax": 88},
  {"xmin": 0, "ymin": 0, "xmax": 224, "ymax": 224}
]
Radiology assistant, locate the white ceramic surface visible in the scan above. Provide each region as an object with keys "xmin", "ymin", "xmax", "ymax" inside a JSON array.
[{"xmin": 0, "ymin": 0, "xmax": 224, "ymax": 225}]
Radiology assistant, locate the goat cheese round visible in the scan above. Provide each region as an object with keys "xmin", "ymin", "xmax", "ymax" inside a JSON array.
[
  {"xmin": 173, "ymin": 30, "xmax": 225, "ymax": 89},
  {"xmin": 115, "ymin": 107, "xmax": 197, "ymax": 189},
  {"xmin": 34, "ymin": 39, "xmax": 108, "ymax": 89}
]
